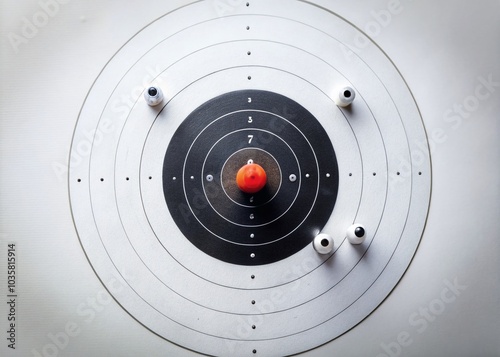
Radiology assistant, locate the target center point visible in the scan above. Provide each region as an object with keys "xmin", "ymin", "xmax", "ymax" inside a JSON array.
[{"xmin": 236, "ymin": 163, "xmax": 267, "ymax": 194}]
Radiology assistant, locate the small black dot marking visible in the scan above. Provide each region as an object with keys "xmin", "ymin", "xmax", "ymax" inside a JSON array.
[
  {"xmin": 349, "ymin": 173, "xmax": 352, "ymax": 177},
  {"xmin": 246, "ymin": 26, "xmax": 250, "ymax": 30},
  {"xmin": 248, "ymin": 76, "xmax": 252, "ymax": 80},
  {"xmin": 246, "ymin": 2, "xmax": 250, "ymax": 6},
  {"xmin": 251, "ymin": 275, "xmax": 255, "ymax": 279},
  {"xmin": 148, "ymin": 87, "xmax": 157, "ymax": 96},
  {"xmin": 100, "ymin": 178, "xmax": 104, "ymax": 182},
  {"xmin": 373, "ymin": 173, "xmax": 377, "ymax": 176},
  {"xmin": 126, "ymin": 177, "xmax": 130, "ymax": 181},
  {"xmin": 419, "ymin": 172, "xmax": 422, "ymax": 175},
  {"xmin": 344, "ymin": 90, "xmax": 351, "ymax": 98},
  {"xmin": 251, "ymin": 300, "xmax": 256, "ymax": 305},
  {"xmin": 397, "ymin": 172, "xmax": 401, "ymax": 176},
  {"xmin": 321, "ymin": 239, "xmax": 329, "ymax": 247},
  {"xmin": 252, "ymin": 325, "xmax": 256, "ymax": 329},
  {"xmin": 355, "ymin": 227, "xmax": 365, "ymax": 238},
  {"xmin": 77, "ymin": 179, "xmax": 81, "ymax": 182},
  {"xmin": 149, "ymin": 176, "xmax": 153, "ymax": 180},
  {"xmin": 253, "ymin": 350, "xmax": 257, "ymax": 354},
  {"xmin": 247, "ymin": 51, "xmax": 251, "ymax": 55}
]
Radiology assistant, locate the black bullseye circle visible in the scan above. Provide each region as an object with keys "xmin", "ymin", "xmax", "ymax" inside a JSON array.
[{"xmin": 163, "ymin": 90, "xmax": 339, "ymax": 265}]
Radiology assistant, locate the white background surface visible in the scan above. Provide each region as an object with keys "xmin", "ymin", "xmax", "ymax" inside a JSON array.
[{"xmin": 1, "ymin": 1, "xmax": 499, "ymax": 356}]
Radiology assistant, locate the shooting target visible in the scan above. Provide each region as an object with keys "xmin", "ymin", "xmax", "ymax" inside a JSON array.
[{"xmin": 69, "ymin": 1, "xmax": 431, "ymax": 356}]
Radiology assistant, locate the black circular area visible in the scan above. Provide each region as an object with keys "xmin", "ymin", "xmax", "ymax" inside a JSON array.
[
  {"xmin": 355, "ymin": 227, "xmax": 365, "ymax": 237},
  {"xmin": 148, "ymin": 87, "xmax": 158, "ymax": 96},
  {"xmin": 343, "ymin": 90, "xmax": 351, "ymax": 98},
  {"xmin": 163, "ymin": 90, "xmax": 339, "ymax": 265},
  {"xmin": 321, "ymin": 239, "xmax": 330, "ymax": 247}
]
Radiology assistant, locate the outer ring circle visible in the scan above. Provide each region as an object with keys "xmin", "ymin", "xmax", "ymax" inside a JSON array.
[{"xmin": 69, "ymin": 2, "xmax": 431, "ymax": 356}]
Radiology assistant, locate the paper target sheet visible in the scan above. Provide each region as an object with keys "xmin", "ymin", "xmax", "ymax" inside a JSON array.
[{"xmin": 1, "ymin": 1, "xmax": 499, "ymax": 356}]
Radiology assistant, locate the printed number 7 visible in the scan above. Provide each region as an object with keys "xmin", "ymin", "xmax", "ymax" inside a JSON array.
[{"xmin": 248, "ymin": 135, "xmax": 254, "ymax": 144}]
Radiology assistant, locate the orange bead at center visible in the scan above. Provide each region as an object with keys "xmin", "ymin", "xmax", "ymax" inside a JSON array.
[{"xmin": 236, "ymin": 163, "xmax": 267, "ymax": 194}]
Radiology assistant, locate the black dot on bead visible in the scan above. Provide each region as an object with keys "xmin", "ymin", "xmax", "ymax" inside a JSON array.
[
  {"xmin": 321, "ymin": 239, "xmax": 329, "ymax": 247},
  {"xmin": 251, "ymin": 300, "xmax": 256, "ymax": 305},
  {"xmin": 355, "ymin": 227, "xmax": 365, "ymax": 238},
  {"xmin": 252, "ymin": 325, "xmax": 256, "ymax": 329},
  {"xmin": 148, "ymin": 87, "xmax": 158, "ymax": 96},
  {"xmin": 344, "ymin": 90, "xmax": 351, "ymax": 98},
  {"xmin": 100, "ymin": 178, "xmax": 104, "ymax": 182},
  {"xmin": 77, "ymin": 179, "xmax": 81, "ymax": 182},
  {"xmin": 253, "ymin": 350, "xmax": 257, "ymax": 354},
  {"xmin": 251, "ymin": 275, "xmax": 255, "ymax": 279}
]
